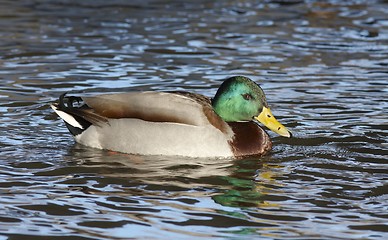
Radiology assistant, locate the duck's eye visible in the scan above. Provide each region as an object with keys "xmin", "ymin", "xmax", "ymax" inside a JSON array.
[{"xmin": 242, "ymin": 93, "xmax": 253, "ymax": 101}]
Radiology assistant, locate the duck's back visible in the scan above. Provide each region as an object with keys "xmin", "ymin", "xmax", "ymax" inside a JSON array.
[{"xmin": 83, "ymin": 92, "xmax": 212, "ymax": 126}]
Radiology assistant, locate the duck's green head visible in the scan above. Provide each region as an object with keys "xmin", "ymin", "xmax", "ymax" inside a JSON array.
[{"xmin": 212, "ymin": 76, "xmax": 291, "ymax": 137}]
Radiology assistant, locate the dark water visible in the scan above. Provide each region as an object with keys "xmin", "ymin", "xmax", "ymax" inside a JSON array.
[{"xmin": 1, "ymin": 0, "xmax": 387, "ymax": 239}]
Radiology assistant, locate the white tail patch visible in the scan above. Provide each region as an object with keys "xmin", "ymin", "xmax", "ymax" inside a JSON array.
[{"xmin": 50, "ymin": 104, "xmax": 84, "ymax": 129}]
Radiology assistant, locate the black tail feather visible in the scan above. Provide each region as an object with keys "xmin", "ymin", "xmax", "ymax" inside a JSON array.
[{"xmin": 55, "ymin": 93, "xmax": 108, "ymax": 136}]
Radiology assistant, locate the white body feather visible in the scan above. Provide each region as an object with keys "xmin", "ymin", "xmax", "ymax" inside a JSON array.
[{"xmin": 75, "ymin": 118, "xmax": 235, "ymax": 158}]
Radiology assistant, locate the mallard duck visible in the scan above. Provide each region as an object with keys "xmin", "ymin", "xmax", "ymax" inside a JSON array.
[{"xmin": 51, "ymin": 76, "xmax": 291, "ymax": 159}]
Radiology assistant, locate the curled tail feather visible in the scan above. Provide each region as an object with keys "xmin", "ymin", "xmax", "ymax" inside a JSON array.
[{"xmin": 51, "ymin": 93, "xmax": 108, "ymax": 136}]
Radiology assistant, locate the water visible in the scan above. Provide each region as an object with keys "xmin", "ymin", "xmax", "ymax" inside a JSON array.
[{"xmin": 0, "ymin": 0, "xmax": 387, "ymax": 239}]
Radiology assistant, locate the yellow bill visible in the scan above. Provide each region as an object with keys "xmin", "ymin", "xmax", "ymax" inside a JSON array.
[{"xmin": 254, "ymin": 107, "xmax": 292, "ymax": 138}]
